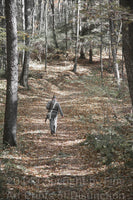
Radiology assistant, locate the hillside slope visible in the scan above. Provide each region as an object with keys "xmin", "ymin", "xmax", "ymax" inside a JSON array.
[{"xmin": 0, "ymin": 59, "xmax": 133, "ymax": 200}]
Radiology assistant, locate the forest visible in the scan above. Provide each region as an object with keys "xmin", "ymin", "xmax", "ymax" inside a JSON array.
[{"xmin": 0, "ymin": 0, "xmax": 133, "ymax": 199}]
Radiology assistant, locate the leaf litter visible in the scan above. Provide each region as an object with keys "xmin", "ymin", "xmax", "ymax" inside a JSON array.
[{"xmin": 0, "ymin": 58, "xmax": 133, "ymax": 200}]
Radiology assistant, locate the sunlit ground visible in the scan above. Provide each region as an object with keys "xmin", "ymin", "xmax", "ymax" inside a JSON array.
[{"xmin": 0, "ymin": 58, "xmax": 132, "ymax": 199}]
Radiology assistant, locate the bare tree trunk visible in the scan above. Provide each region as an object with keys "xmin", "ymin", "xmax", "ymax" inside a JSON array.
[
  {"xmin": 64, "ymin": 0, "xmax": 68, "ymax": 52},
  {"xmin": 116, "ymin": 20, "xmax": 122, "ymax": 52},
  {"xmin": 51, "ymin": 0, "xmax": 58, "ymax": 49},
  {"xmin": 80, "ymin": 45, "xmax": 86, "ymax": 59},
  {"xmin": 19, "ymin": 0, "xmax": 25, "ymax": 67},
  {"xmin": 100, "ymin": 24, "xmax": 103, "ymax": 79},
  {"xmin": 108, "ymin": 43, "xmax": 111, "ymax": 68},
  {"xmin": 73, "ymin": 0, "xmax": 80, "ymax": 73},
  {"xmin": 39, "ymin": 0, "xmax": 45, "ymax": 35},
  {"xmin": 45, "ymin": 0, "xmax": 48, "ymax": 71},
  {"xmin": 0, "ymin": 0, "xmax": 6, "ymax": 70},
  {"xmin": 120, "ymin": 0, "xmax": 133, "ymax": 106},
  {"xmin": 100, "ymin": 1, "xmax": 103, "ymax": 78},
  {"xmin": 3, "ymin": 0, "xmax": 18, "ymax": 146},
  {"xmin": 58, "ymin": 0, "xmax": 61, "ymax": 22},
  {"xmin": 109, "ymin": 0, "xmax": 121, "ymax": 89},
  {"xmin": 121, "ymin": 46, "xmax": 124, "ymax": 80},
  {"xmin": 21, "ymin": 0, "xmax": 25, "ymax": 31},
  {"xmin": 19, "ymin": 0, "xmax": 32, "ymax": 88},
  {"xmin": 32, "ymin": 0, "xmax": 36, "ymax": 36},
  {"xmin": 72, "ymin": 0, "xmax": 76, "ymax": 40},
  {"xmin": 89, "ymin": 45, "xmax": 93, "ymax": 63}
]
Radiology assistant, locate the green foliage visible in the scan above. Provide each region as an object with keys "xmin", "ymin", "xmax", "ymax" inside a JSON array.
[
  {"xmin": 0, "ymin": 69, "xmax": 6, "ymax": 79},
  {"xmin": 83, "ymin": 129, "xmax": 133, "ymax": 167},
  {"xmin": 0, "ymin": 27, "xmax": 6, "ymax": 43},
  {"xmin": 17, "ymin": 30, "xmax": 27, "ymax": 40}
]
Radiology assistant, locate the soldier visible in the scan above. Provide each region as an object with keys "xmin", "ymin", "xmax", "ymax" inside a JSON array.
[{"xmin": 46, "ymin": 95, "xmax": 64, "ymax": 135}]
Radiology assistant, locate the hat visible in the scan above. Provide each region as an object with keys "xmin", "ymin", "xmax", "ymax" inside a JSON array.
[{"xmin": 52, "ymin": 95, "xmax": 56, "ymax": 99}]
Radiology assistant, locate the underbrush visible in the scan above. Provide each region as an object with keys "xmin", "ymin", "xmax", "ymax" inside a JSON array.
[
  {"xmin": 77, "ymin": 73, "xmax": 133, "ymax": 168},
  {"xmin": 82, "ymin": 127, "xmax": 133, "ymax": 167},
  {"xmin": 0, "ymin": 69, "xmax": 7, "ymax": 81}
]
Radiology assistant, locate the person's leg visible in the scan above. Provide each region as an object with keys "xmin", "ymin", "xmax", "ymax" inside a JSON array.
[
  {"xmin": 54, "ymin": 116, "xmax": 57, "ymax": 133},
  {"xmin": 50, "ymin": 118, "xmax": 55, "ymax": 134},
  {"xmin": 50, "ymin": 116, "xmax": 57, "ymax": 134}
]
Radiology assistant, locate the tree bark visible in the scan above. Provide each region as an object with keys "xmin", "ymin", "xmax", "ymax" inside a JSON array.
[
  {"xmin": 89, "ymin": 46, "xmax": 93, "ymax": 63},
  {"xmin": 3, "ymin": 0, "xmax": 18, "ymax": 146},
  {"xmin": 51, "ymin": 0, "xmax": 58, "ymax": 49},
  {"xmin": 73, "ymin": 0, "xmax": 80, "ymax": 73},
  {"xmin": 32, "ymin": 0, "xmax": 36, "ymax": 36},
  {"xmin": 19, "ymin": 0, "xmax": 25, "ymax": 67},
  {"xmin": 64, "ymin": 0, "xmax": 68, "ymax": 52},
  {"xmin": 39, "ymin": 0, "xmax": 45, "ymax": 35},
  {"xmin": 100, "ymin": 1, "xmax": 103, "ymax": 78},
  {"xmin": 109, "ymin": 0, "xmax": 120, "ymax": 89},
  {"xmin": 19, "ymin": 0, "xmax": 31, "ymax": 88},
  {"xmin": 58, "ymin": 0, "xmax": 61, "ymax": 22},
  {"xmin": 0, "ymin": 0, "xmax": 6, "ymax": 70},
  {"xmin": 71, "ymin": 0, "xmax": 76, "ymax": 40},
  {"xmin": 80, "ymin": 45, "xmax": 86, "ymax": 59},
  {"xmin": 45, "ymin": 0, "xmax": 48, "ymax": 71},
  {"xmin": 120, "ymin": 0, "xmax": 133, "ymax": 105}
]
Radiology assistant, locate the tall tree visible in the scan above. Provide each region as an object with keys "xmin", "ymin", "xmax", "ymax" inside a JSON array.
[
  {"xmin": 39, "ymin": 0, "xmax": 45, "ymax": 35},
  {"xmin": 0, "ymin": 0, "xmax": 6, "ymax": 70},
  {"xmin": 64, "ymin": 0, "xmax": 68, "ymax": 52},
  {"xmin": 32, "ymin": 0, "xmax": 36, "ymax": 36},
  {"xmin": 73, "ymin": 0, "xmax": 80, "ymax": 73},
  {"xmin": 19, "ymin": 0, "xmax": 32, "ymax": 88},
  {"xmin": 100, "ymin": 0, "xmax": 103, "ymax": 78},
  {"xmin": 120, "ymin": 0, "xmax": 133, "ymax": 106},
  {"xmin": 50, "ymin": 0, "xmax": 59, "ymax": 48},
  {"xmin": 18, "ymin": 0, "xmax": 25, "ymax": 67},
  {"xmin": 3, "ymin": 0, "xmax": 18, "ymax": 146},
  {"xmin": 45, "ymin": 0, "xmax": 48, "ymax": 71},
  {"xmin": 58, "ymin": 0, "xmax": 61, "ymax": 22},
  {"xmin": 109, "ymin": 0, "xmax": 120, "ymax": 89}
]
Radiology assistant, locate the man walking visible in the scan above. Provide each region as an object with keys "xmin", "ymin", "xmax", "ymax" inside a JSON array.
[{"xmin": 46, "ymin": 95, "xmax": 64, "ymax": 135}]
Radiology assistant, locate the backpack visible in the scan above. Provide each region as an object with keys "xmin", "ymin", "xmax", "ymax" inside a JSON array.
[{"xmin": 47, "ymin": 101, "xmax": 57, "ymax": 120}]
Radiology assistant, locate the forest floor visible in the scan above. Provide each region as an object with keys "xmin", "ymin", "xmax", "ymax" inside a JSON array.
[{"xmin": 0, "ymin": 56, "xmax": 133, "ymax": 200}]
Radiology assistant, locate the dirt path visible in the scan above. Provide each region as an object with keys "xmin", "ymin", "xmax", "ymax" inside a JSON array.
[
  {"xmin": 1, "ymin": 60, "xmax": 132, "ymax": 199},
  {"xmin": 18, "ymin": 62, "xmax": 101, "ymax": 199}
]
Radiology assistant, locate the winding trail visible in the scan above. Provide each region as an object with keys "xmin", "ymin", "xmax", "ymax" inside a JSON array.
[{"xmin": 16, "ymin": 61, "xmax": 103, "ymax": 199}]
